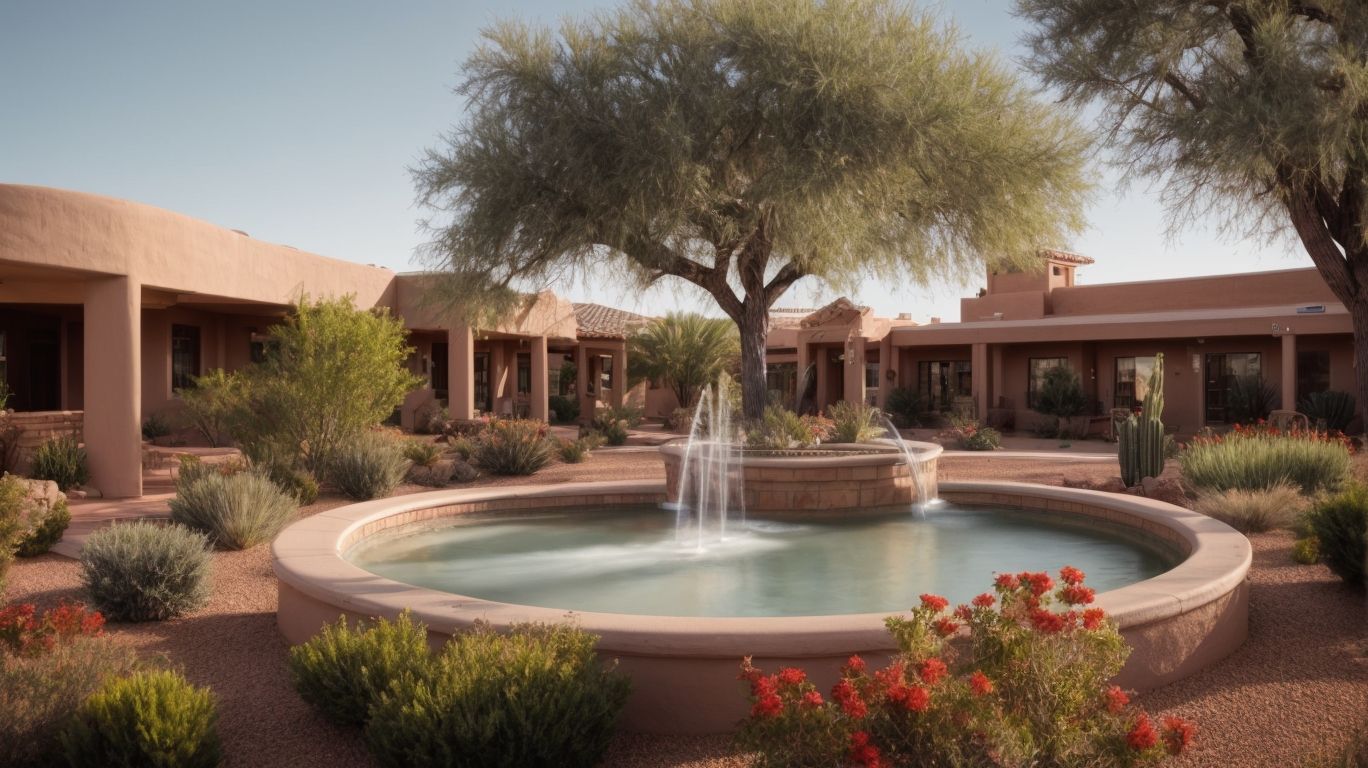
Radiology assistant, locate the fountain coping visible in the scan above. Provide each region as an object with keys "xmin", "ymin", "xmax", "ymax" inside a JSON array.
[
  {"xmin": 272, "ymin": 479, "xmax": 1249, "ymax": 659},
  {"xmin": 659, "ymin": 438, "xmax": 942, "ymax": 467}
]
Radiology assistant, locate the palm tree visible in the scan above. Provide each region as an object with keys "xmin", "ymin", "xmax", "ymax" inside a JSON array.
[{"xmin": 628, "ymin": 314, "xmax": 739, "ymax": 409}]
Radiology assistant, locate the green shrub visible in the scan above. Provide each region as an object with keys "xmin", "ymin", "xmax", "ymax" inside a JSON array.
[
  {"xmin": 746, "ymin": 404, "xmax": 831, "ymax": 450},
  {"xmin": 142, "ymin": 412, "xmax": 174, "ymax": 441},
  {"xmin": 79, "ymin": 522, "xmax": 213, "ymax": 621},
  {"xmin": 665, "ymin": 405, "xmax": 695, "ymax": 431},
  {"xmin": 0, "ymin": 636, "xmax": 139, "ymax": 766},
  {"xmin": 448, "ymin": 436, "xmax": 475, "ymax": 461},
  {"xmin": 331, "ymin": 433, "xmax": 411, "ymax": 501},
  {"xmin": 938, "ymin": 417, "xmax": 1001, "ymax": 451},
  {"xmin": 401, "ymin": 440, "xmax": 442, "ymax": 468},
  {"xmin": 288, "ymin": 612, "xmax": 431, "ymax": 728},
  {"xmin": 1192, "ymin": 482, "xmax": 1308, "ymax": 533},
  {"xmin": 1032, "ymin": 365, "xmax": 1089, "ymax": 438},
  {"xmin": 548, "ymin": 394, "xmax": 580, "ymax": 424},
  {"xmin": 826, "ymin": 401, "xmax": 887, "ymax": 443},
  {"xmin": 179, "ymin": 369, "xmax": 246, "ymax": 448},
  {"xmin": 884, "ymin": 387, "xmax": 929, "ymax": 428},
  {"xmin": 626, "ymin": 313, "xmax": 739, "ymax": 412},
  {"xmin": 61, "ymin": 669, "xmax": 220, "ymax": 768},
  {"xmin": 365, "ymin": 623, "xmax": 630, "ymax": 768},
  {"xmin": 263, "ymin": 463, "xmax": 320, "ymax": 505},
  {"xmin": 1226, "ymin": 374, "xmax": 1277, "ymax": 424},
  {"xmin": 473, "ymin": 419, "xmax": 555, "ymax": 475},
  {"xmin": 0, "ymin": 475, "xmax": 27, "ymax": 595},
  {"xmin": 1292, "ymin": 536, "xmax": 1320, "ymax": 565},
  {"xmin": 1306, "ymin": 484, "xmax": 1368, "ymax": 587},
  {"xmin": 558, "ymin": 438, "xmax": 591, "ymax": 463},
  {"xmin": 1300, "ymin": 390, "xmax": 1358, "ymax": 433},
  {"xmin": 603, "ymin": 403, "xmax": 644, "ymax": 428},
  {"xmin": 590, "ymin": 410, "xmax": 631, "ymax": 446},
  {"xmin": 1180, "ymin": 428, "xmax": 1351, "ymax": 495},
  {"xmin": 169, "ymin": 471, "xmax": 298, "ymax": 549},
  {"xmin": 16, "ymin": 495, "xmax": 71, "ymax": 557},
  {"xmin": 29, "ymin": 435, "xmax": 88, "ymax": 491}
]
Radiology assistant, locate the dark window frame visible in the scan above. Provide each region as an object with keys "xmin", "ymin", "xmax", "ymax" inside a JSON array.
[
  {"xmin": 1113, "ymin": 355, "xmax": 1157, "ymax": 410},
  {"xmin": 171, "ymin": 324, "xmax": 201, "ymax": 391},
  {"xmin": 1027, "ymin": 357, "xmax": 1068, "ymax": 410}
]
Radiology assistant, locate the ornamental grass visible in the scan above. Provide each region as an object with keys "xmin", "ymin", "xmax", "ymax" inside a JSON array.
[{"xmin": 1179, "ymin": 423, "xmax": 1351, "ymax": 495}]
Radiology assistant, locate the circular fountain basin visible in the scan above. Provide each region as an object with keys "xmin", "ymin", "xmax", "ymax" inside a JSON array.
[
  {"xmin": 272, "ymin": 480, "xmax": 1251, "ymax": 734},
  {"xmin": 661, "ymin": 439, "xmax": 942, "ymax": 512}
]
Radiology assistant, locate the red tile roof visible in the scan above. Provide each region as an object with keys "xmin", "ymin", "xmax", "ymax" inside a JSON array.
[{"xmin": 573, "ymin": 302, "xmax": 652, "ymax": 339}]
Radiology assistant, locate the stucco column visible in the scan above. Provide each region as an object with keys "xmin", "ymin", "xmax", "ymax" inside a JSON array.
[
  {"xmin": 610, "ymin": 342, "xmax": 626, "ymax": 408},
  {"xmin": 448, "ymin": 324, "xmax": 475, "ymax": 421},
  {"xmin": 1281, "ymin": 333, "xmax": 1297, "ymax": 411},
  {"xmin": 972, "ymin": 342, "xmax": 989, "ymax": 420},
  {"xmin": 796, "ymin": 340, "xmax": 811, "ymax": 410},
  {"xmin": 815, "ymin": 346, "xmax": 829, "ymax": 412},
  {"xmin": 990, "ymin": 345, "xmax": 1004, "ymax": 411},
  {"xmin": 84, "ymin": 276, "xmax": 142, "ymax": 498},
  {"xmin": 876, "ymin": 335, "xmax": 893, "ymax": 409},
  {"xmin": 845, "ymin": 336, "xmax": 866, "ymax": 405},
  {"xmin": 576, "ymin": 343, "xmax": 592, "ymax": 424},
  {"xmin": 530, "ymin": 335, "xmax": 549, "ymax": 421}
]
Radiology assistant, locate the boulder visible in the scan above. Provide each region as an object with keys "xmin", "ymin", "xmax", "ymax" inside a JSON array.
[{"xmin": 449, "ymin": 459, "xmax": 479, "ymax": 483}]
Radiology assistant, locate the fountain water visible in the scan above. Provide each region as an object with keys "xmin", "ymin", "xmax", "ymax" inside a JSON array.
[
  {"xmin": 878, "ymin": 414, "xmax": 938, "ymax": 514},
  {"xmin": 673, "ymin": 377, "xmax": 746, "ymax": 550}
]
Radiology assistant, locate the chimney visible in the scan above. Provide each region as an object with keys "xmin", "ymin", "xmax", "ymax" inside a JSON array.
[
  {"xmin": 929, "ymin": 317, "xmax": 941, "ymax": 324},
  {"xmin": 896, "ymin": 313, "xmax": 912, "ymax": 321}
]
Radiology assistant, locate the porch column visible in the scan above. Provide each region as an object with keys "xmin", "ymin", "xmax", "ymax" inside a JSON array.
[
  {"xmin": 972, "ymin": 342, "xmax": 990, "ymax": 420},
  {"xmin": 876, "ymin": 335, "xmax": 893, "ymax": 409},
  {"xmin": 815, "ymin": 347, "xmax": 829, "ymax": 411},
  {"xmin": 845, "ymin": 336, "xmax": 866, "ymax": 405},
  {"xmin": 610, "ymin": 342, "xmax": 626, "ymax": 408},
  {"xmin": 991, "ymin": 345, "xmax": 1005, "ymax": 411},
  {"xmin": 576, "ymin": 343, "xmax": 592, "ymax": 424},
  {"xmin": 84, "ymin": 276, "xmax": 142, "ymax": 498},
  {"xmin": 530, "ymin": 335, "xmax": 549, "ymax": 421},
  {"xmin": 449, "ymin": 324, "xmax": 475, "ymax": 421},
  {"xmin": 796, "ymin": 340, "xmax": 811, "ymax": 410},
  {"xmin": 1281, "ymin": 333, "xmax": 1297, "ymax": 411}
]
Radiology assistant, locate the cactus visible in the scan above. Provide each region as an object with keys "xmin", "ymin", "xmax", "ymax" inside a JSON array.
[{"xmin": 1119, "ymin": 353, "xmax": 1165, "ymax": 487}]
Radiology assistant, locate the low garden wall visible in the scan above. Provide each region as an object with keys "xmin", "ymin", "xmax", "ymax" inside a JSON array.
[{"xmin": 6, "ymin": 410, "xmax": 83, "ymax": 473}]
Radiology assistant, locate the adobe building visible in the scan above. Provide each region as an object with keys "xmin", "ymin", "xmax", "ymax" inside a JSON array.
[{"xmin": 0, "ymin": 185, "xmax": 642, "ymax": 498}]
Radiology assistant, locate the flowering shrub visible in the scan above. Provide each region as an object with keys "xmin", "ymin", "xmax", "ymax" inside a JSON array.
[
  {"xmin": 937, "ymin": 417, "xmax": 1001, "ymax": 451},
  {"xmin": 0, "ymin": 601, "xmax": 105, "ymax": 656},
  {"xmin": 1180, "ymin": 422, "xmax": 1351, "ymax": 495},
  {"xmin": 747, "ymin": 404, "xmax": 834, "ymax": 450},
  {"xmin": 827, "ymin": 401, "xmax": 887, "ymax": 444},
  {"xmin": 472, "ymin": 418, "xmax": 555, "ymax": 475},
  {"xmin": 737, "ymin": 568, "xmax": 1195, "ymax": 767}
]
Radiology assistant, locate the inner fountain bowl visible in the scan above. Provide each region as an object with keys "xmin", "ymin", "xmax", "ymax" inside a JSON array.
[{"xmin": 273, "ymin": 478, "xmax": 1251, "ymax": 734}]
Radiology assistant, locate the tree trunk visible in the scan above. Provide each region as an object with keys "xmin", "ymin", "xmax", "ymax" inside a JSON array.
[
  {"xmin": 737, "ymin": 297, "xmax": 769, "ymax": 421},
  {"xmin": 1350, "ymin": 301, "xmax": 1368, "ymax": 431}
]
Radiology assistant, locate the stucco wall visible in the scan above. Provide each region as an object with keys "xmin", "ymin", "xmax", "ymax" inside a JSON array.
[{"xmin": 1050, "ymin": 268, "xmax": 1338, "ymax": 318}]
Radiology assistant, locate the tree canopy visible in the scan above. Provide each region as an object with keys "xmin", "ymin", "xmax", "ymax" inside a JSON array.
[{"xmin": 417, "ymin": 0, "xmax": 1091, "ymax": 416}]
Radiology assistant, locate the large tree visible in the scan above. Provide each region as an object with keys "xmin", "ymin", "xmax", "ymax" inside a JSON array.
[
  {"xmin": 1016, "ymin": 0, "xmax": 1368, "ymax": 417},
  {"xmin": 416, "ymin": 0, "xmax": 1089, "ymax": 419}
]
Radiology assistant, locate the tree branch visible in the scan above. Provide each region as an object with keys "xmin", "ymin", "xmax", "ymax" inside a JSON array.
[
  {"xmin": 763, "ymin": 261, "xmax": 806, "ymax": 307},
  {"xmin": 1162, "ymin": 72, "xmax": 1206, "ymax": 110}
]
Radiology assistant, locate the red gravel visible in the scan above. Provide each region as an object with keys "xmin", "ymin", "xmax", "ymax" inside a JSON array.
[{"xmin": 5, "ymin": 452, "xmax": 1366, "ymax": 767}]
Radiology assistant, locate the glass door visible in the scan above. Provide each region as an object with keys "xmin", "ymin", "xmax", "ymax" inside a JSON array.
[{"xmin": 474, "ymin": 353, "xmax": 491, "ymax": 413}]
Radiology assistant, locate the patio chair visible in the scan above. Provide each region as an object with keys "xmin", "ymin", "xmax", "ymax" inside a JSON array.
[{"xmin": 1268, "ymin": 409, "xmax": 1310, "ymax": 432}]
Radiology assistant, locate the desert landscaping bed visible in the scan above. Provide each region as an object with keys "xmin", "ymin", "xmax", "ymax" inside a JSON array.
[{"xmin": 5, "ymin": 452, "xmax": 1366, "ymax": 767}]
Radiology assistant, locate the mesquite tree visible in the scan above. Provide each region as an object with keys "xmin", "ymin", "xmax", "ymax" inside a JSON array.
[
  {"xmin": 1017, "ymin": 0, "xmax": 1368, "ymax": 421},
  {"xmin": 416, "ymin": 0, "xmax": 1089, "ymax": 418}
]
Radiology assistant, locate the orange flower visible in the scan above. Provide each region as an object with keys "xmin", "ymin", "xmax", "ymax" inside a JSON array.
[
  {"xmin": 918, "ymin": 657, "xmax": 948, "ymax": 685},
  {"xmin": 1105, "ymin": 685, "xmax": 1130, "ymax": 714},
  {"xmin": 968, "ymin": 670, "xmax": 994, "ymax": 697},
  {"xmin": 1127, "ymin": 713, "xmax": 1158, "ymax": 750}
]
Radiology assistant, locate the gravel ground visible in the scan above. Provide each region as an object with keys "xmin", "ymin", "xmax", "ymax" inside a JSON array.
[{"xmin": 6, "ymin": 451, "xmax": 1366, "ymax": 767}]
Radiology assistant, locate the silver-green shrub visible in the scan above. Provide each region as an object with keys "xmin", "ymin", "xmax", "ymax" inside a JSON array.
[
  {"xmin": 79, "ymin": 522, "xmax": 212, "ymax": 622},
  {"xmin": 169, "ymin": 471, "xmax": 298, "ymax": 550},
  {"xmin": 330, "ymin": 433, "xmax": 411, "ymax": 501}
]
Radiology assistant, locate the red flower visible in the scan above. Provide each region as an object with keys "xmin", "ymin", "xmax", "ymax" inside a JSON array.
[
  {"xmin": 1019, "ymin": 571, "xmax": 1054, "ymax": 597},
  {"xmin": 953, "ymin": 604, "xmax": 973, "ymax": 621},
  {"xmin": 873, "ymin": 661, "xmax": 907, "ymax": 692},
  {"xmin": 777, "ymin": 667, "xmax": 806, "ymax": 687},
  {"xmin": 1162, "ymin": 716, "xmax": 1197, "ymax": 755},
  {"xmin": 918, "ymin": 657, "xmax": 948, "ymax": 685},
  {"xmin": 969, "ymin": 670, "xmax": 994, "ymax": 697},
  {"xmin": 1127, "ymin": 713, "xmax": 1159, "ymax": 750},
  {"xmin": 848, "ymin": 732, "xmax": 884, "ymax": 768},
  {"xmin": 751, "ymin": 674, "xmax": 779, "ymax": 699},
  {"xmin": 934, "ymin": 617, "xmax": 959, "ymax": 637},
  {"xmin": 845, "ymin": 655, "xmax": 867, "ymax": 674},
  {"xmin": 1029, "ymin": 608, "xmax": 1067, "ymax": 634},
  {"xmin": 1082, "ymin": 607, "xmax": 1107, "ymax": 630},
  {"xmin": 1105, "ymin": 685, "xmax": 1130, "ymax": 714},
  {"xmin": 751, "ymin": 693, "xmax": 783, "ymax": 718},
  {"xmin": 903, "ymin": 684, "xmax": 931, "ymax": 712},
  {"xmin": 919, "ymin": 593, "xmax": 949, "ymax": 613},
  {"xmin": 833, "ymin": 679, "xmax": 869, "ymax": 719},
  {"xmin": 1059, "ymin": 565, "xmax": 1085, "ymax": 585},
  {"xmin": 800, "ymin": 690, "xmax": 824, "ymax": 709},
  {"xmin": 971, "ymin": 592, "xmax": 996, "ymax": 608},
  {"xmin": 993, "ymin": 573, "xmax": 1019, "ymax": 591},
  {"xmin": 1061, "ymin": 584, "xmax": 1096, "ymax": 605}
]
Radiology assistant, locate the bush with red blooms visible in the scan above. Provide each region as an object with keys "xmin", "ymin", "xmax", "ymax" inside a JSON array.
[
  {"xmin": 736, "ymin": 569, "xmax": 1195, "ymax": 767},
  {"xmin": 0, "ymin": 601, "xmax": 105, "ymax": 656}
]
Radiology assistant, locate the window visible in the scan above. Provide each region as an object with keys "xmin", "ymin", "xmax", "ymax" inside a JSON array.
[
  {"xmin": 865, "ymin": 363, "xmax": 880, "ymax": 389},
  {"xmin": 516, "ymin": 353, "xmax": 531, "ymax": 395},
  {"xmin": 1114, "ymin": 356, "xmax": 1157, "ymax": 409},
  {"xmin": 171, "ymin": 325, "xmax": 201, "ymax": 391},
  {"xmin": 917, "ymin": 361, "xmax": 971, "ymax": 409},
  {"xmin": 1204, "ymin": 352, "xmax": 1261, "ymax": 423},
  {"xmin": 599, "ymin": 354, "xmax": 613, "ymax": 391},
  {"xmin": 1297, "ymin": 349, "xmax": 1330, "ymax": 401},
  {"xmin": 1028, "ymin": 357, "xmax": 1068, "ymax": 409},
  {"xmin": 766, "ymin": 362, "xmax": 797, "ymax": 404}
]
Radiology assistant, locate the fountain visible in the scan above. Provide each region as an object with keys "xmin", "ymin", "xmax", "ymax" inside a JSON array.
[
  {"xmin": 672, "ymin": 377, "xmax": 746, "ymax": 549},
  {"xmin": 878, "ymin": 413, "xmax": 938, "ymax": 514}
]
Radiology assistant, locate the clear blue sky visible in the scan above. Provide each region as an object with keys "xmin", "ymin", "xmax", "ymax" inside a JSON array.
[{"xmin": 1, "ymin": 0, "xmax": 1305, "ymax": 322}]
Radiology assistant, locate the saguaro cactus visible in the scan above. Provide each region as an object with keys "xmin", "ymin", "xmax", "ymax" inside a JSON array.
[{"xmin": 1119, "ymin": 353, "xmax": 1165, "ymax": 487}]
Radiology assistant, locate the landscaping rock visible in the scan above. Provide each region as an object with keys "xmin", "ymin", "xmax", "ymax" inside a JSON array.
[
  {"xmin": 409, "ymin": 461, "xmax": 454, "ymax": 487},
  {"xmin": 449, "ymin": 459, "xmax": 479, "ymax": 483}
]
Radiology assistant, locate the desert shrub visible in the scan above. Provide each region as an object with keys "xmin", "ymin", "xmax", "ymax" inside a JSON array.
[
  {"xmin": 412, "ymin": 400, "xmax": 449, "ymax": 435},
  {"xmin": 558, "ymin": 438, "xmax": 592, "ymax": 463},
  {"xmin": 365, "ymin": 623, "xmax": 631, "ymax": 768},
  {"xmin": 1292, "ymin": 536, "xmax": 1321, "ymax": 565},
  {"xmin": 402, "ymin": 440, "xmax": 442, "ymax": 468},
  {"xmin": 170, "ymin": 470, "xmax": 298, "ymax": 549},
  {"xmin": 231, "ymin": 296, "xmax": 424, "ymax": 473},
  {"xmin": 885, "ymin": 387, "xmax": 930, "ymax": 428},
  {"xmin": 604, "ymin": 403, "xmax": 645, "ymax": 428},
  {"xmin": 1180, "ymin": 425, "xmax": 1352, "ymax": 495},
  {"xmin": 79, "ymin": 522, "xmax": 212, "ymax": 621},
  {"xmin": 0, "ymin": 414, "xmax": 22, "ymax": 475},
  {"xmin": 331, "ymin": 433, "xmax": 412, "ymax": 501},
  {"xmin": 738, "ymin": 569, "xmax": 1195, "ymax": 767},
  {"xmin": 288, "ymin": 611, "xmax": 431, "ymax": 728},
  {"xmin": 1306, "ymin": 484, "xmax": 1368, "ymax": 587},
  {"xmin": 448, "ymin": 435, "xmax": 475, "ymax": 461},
  {"xmin": 938, "ymin": 417, "xmax": 1001, "ymax": 451},
  {"xmin": 179, "ymin": 369, "xmax": 246, "ymax": 447},
  {"xmin": 590, "ymin": 410, "xmax": 631, "ymax": 445},
  {"xmin": 1032, "ymin": 366, "xmax": 1089, "ymax": 438},
  {"xmin": 0, "ymin": 601, "xmax": 106, "ymax": 656},
  {"xmin": 1226, "ymin": 375, "xmax": 1277, "ymax": 424},
  {"xmin": 142, "ymin": 412, "xmax": 174, "ymax": 441},
  {"xmin": 15, "ymin": 495, "xmax": 70, "ymax": 557},
  {"xmin": 746, "ymin": 404, "xmax": 832, "ymax": 450},
  {"xmin": 0, "ymin": 475, "xmax": 27, "ymax": 592},
  {"xmin": 627, "ymin": 313, "xmax": 739, "ymax": 411},
  {"xmin": 30, "ymin": 435, "xmax": 88, "ymax": 491},
  {"xmin": 61, "ymin": 669, "xmax": 220, "ymax": 768},
  {"xmin": 1192, "ymin": 482, "xmax": 1306, "ymax": 533},
  {"xmin": 827, "ymin": 401, "xmax": 888, "ymax": 444},
  {"xmin": 1300, "ymin": 390, "xmax": 1358, "ymax": 433},
  {"xmin": 472, "ymin": 419, "xmax": 554, "ymax": 475},
  {"xmin": 263, "ymin": 463, "xmax": 320, "ymax": 505},
  {"xmin": 0, "ymin": 635, "xmax": 139, "ymax": 766},
  {"xmin": 666, "ymin": 406, "xmax": 696, "ymax": 431},
  {"xmin": 548, "ymin": 394, "xmax": 580, "ymax": 424}
]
